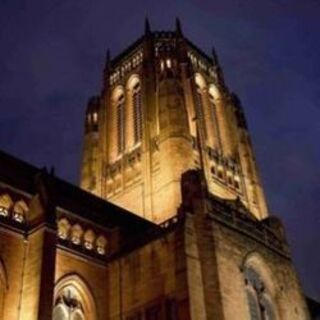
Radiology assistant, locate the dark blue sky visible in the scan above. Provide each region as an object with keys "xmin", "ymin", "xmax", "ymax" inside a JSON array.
[{"xmin": 0, "ymin": 0, "xmax": 319, "ymax": 298}]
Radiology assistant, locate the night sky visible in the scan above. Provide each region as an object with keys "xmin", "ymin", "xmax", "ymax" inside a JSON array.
[{"xmin": 0, "ymin": 0, "xmax": 319, "ymax": 298}]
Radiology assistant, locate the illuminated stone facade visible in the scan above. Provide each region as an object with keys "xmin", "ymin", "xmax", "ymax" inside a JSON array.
[
  {"xmin": 0, "ymin": 20, "xmax": 315, "ymax": 320},
  {"xmin": 80, "ymin": 19, "xmax": 267, "ymax": 223}
]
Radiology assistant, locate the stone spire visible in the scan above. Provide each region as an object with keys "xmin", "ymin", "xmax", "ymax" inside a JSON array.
[
  {"xmin": 144, "ymin": 17, "xmax": 151, "ymax": 36},
  {"xmin": 175, "ymin": 17, "xmax": 183, "ymax": 37}
]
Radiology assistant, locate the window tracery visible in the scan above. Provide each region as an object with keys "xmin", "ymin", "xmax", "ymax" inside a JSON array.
[
  {"xmin": 244, "ymin": 266, "xmax": 276, "ymax": 320},
  {"xmin": 54, "ymin": 274, "xmax": 97, "ymax": 320},
  {"xmin": 132, "ymin": 82, "xmax": 142, "ymax": 145},
  {"xmin": 53, "ymin": 286, "xmax": 85, "ymax": 320},
  {"xmin": 117, "ymin": 94, "xmax": 125, "ymax": 155}
]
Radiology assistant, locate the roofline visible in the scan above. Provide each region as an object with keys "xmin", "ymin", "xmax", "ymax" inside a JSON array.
[
  {"xmin": 108, "ymin": 31, "xmax": 214, "ymax": 69},
  {"xmin": 0, "ymin": 149, "xmax": 155, "ymax": 231}
]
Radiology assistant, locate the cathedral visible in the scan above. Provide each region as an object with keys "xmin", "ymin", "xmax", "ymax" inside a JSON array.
[{"xmin": 0, "ymin": 19, "xmax": 317, "ymax": 319}]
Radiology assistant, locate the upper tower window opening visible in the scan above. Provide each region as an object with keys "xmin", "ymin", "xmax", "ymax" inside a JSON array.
[
  {"xmin": 132, "ymin": 82, "xmax": 142, "ymax": 145},
  {"xmin": 194, "ymin": 75, "xmax": 207, "ymax": 139},
  {"xmin": 92, "ymin": 112, "xmax": 98, "ymax": 124},
  {"xmin": 208, "ymin": 92, "xmax": 217, "ymax": 125},
  {"xmin": 166, "ymin": 58, "xmax": 172, "ymax": 68}
]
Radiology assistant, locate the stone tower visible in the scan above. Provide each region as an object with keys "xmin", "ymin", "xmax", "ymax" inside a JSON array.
[
  {"xmin": 0, "ymin": 19, "xmax": 313, "ymax": 320},
  {"xmin": 80, "ymin": 19, "xmax": 268, "ymax": 223}
]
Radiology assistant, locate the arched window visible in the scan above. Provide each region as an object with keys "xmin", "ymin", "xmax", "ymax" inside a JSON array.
[
  {"xmin": 53, "ymin": 286, "xmax": 85, "ymax": 320},
  {"xmin": 244, "ymin": 266, "xmax": 276, "ymax": 320},
  {"xmin": 54, "ymin": 275, "xmax": 96, "ymax": 320},
  {"xmin": 116, "ymin": 94, "xmax": 125, "ymax": 155},
  {"xmin": 194, "ymin": 74, "xmax": 207, "ymax": 139},
  {"xmin": 261, "ymin": 295, "xmax": 277, "ymax": 320},
  {"xmin": 194, "ymin": 84, "xmax": 206, "ymax": 138},
  {"xmin": 208, "ymin": 91, "xmax": 218, "ymax": 127},
  {"xmin": 208, "ymin": 84, "xmax": 223, "ymax": 150},
  {"xmin": 132, "ymin": 82, "xmax": 142, "ymax": 145}
]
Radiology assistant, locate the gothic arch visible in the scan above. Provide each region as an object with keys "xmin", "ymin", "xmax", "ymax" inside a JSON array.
[
  {"xmin": 126, "ymin": 74, "xmax": 142, "ymax": 147},
  {"xmin": 126, "ymin": 73, "xmax": 140, "ymax": 90},
  {"xmin": 111, "ymin": 85, "xmax": 125, "ymax": 102},
  {"xmin": 241, "ymin": 251, "xmax": 280, "ymax": 320},
  {"xmin": 110, "ymin": 85, "xmax": 126, "ymax": 158},
  {"xmin": 54, "ymin": 273, "xmax": 97, "ymax": 320},
  {"xmin": 194, "ymin": 73, "xmax": 209, "ymax": 140},
  {"xmin": 241, "ymin": 251, "xmax": 277, "ymax": 296}
]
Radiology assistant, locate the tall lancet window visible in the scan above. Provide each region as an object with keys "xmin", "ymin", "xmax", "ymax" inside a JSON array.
[
  {"xmin": 195, "ymin": 84, "xmax": 207, "ymax": 138},
  {"xmin": 132, "ymin": 82, "xmax": 142, "ymax": 144},
  {"xmin": 244, "ymin": 266, "xmax": 276, "ymax": 320},
  {"xmin": 53, "ymin": 286, "xmax": 85, "ymax": 320},
  {"xmin": 116, "ymin": 94, "xmax": 125, "ymax": 155},
  {"xmin": 209, "ymin": 92, "xmax": 217, "ymax": 118}
]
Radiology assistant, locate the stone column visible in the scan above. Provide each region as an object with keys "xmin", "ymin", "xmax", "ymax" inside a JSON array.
[{"xmin": 19, "ymin": 172, "xmax": 57, "ymax": 320}]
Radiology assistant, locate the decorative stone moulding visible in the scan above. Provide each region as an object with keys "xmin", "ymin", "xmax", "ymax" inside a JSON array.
[
  {"xmin": 57, "ymin": 217, "xmax": 108, "ymax": 257},
  {"xmin": 109, "ymin": 50, "xmax": 143, "ymax": 85},
  {"xmin": 0, "ymin": 193, "xmax": 28, "ymax": 225}
]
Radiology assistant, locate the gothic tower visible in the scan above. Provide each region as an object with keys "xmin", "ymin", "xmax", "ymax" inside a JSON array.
[
  {"xmin": 80, "ymin": 19, "xmax": 268, "ymax": 223},
  {"xmin": 0, "ymin": 19, "xmax": 313, "ymax": 320}
]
